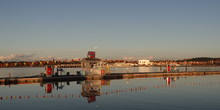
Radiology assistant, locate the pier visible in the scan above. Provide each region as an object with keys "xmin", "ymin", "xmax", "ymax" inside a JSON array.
[{"xmin": 1, "ymin": 71, "xmax": 220, "ymax": 86}]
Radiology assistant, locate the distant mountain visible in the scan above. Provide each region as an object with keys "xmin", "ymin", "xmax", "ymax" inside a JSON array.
[{"xmin": 181, "ymin": 57, "xmax": 220, "ymax": 62}]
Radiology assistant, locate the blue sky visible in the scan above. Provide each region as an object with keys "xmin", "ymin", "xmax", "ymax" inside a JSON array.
[{"xmin": 0, "ymin": 0, "xmax": 220, "ymax": 60}]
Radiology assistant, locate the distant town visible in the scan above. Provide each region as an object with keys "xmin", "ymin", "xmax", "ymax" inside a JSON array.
[{"xmin": 0, "ymin": 56, "xmax": 220, "ymax": 68}]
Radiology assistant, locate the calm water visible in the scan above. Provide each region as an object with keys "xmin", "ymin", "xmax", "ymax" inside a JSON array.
[{"xmin": 0, "ymin": 67, "xmax": 220, "ymax": 110}]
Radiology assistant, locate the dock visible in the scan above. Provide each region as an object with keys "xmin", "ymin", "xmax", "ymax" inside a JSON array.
[{"xmin": 1, "ymin": 71, "xmax": 220, "ymax": 86}]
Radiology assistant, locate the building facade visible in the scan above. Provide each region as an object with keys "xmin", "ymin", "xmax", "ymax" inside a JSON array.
[{"xmin": 138, "ymin": 60, "xmax": 150, "ymax": 65}]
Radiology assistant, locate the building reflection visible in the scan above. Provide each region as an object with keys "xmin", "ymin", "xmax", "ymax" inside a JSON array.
[
  {"xmin": 44, "ymin": 81, "xmax": 69, "ymax": 94},
  {"xmin": 1, "ymin": 76, "xmax": 220, "ymax": 102},
  {"xmin": 164, "ymin": 77, "xmax": 179, "ymax": 85},
  {"xmin": 81, "ymin": 80, "xmax": 101, "ymax": 103},
  {"xmin": 45, "ymin": 83, "xmax": 53, "ymax": 93},
  {"xmin": 43, "ymin": 77, "xmax": 179, "ymax": 103},
  {"xmin": 43, "ymin": 80, "xmax": 110, "ymax": 103}
]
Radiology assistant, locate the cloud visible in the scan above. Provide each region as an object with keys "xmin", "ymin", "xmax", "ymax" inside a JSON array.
[{"xmin": 0, "ymin": 54, "xmax": 66, "ymax": 62}]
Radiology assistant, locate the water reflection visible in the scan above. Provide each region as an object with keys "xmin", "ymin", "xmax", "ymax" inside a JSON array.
[
  {"xmin": 44, "ymin": 80, "xmax": 144, "ymax": 103},
  {"xmin": 1, "ymin": 75, "xmax": 220, "ymax": 104},
  {"xmin": 0, "ymin": 80, "xmax": 148, "ymax": 103},
  {"xmin": 81, "ymin": 80, "xmax": 101, "ymax": 103}
]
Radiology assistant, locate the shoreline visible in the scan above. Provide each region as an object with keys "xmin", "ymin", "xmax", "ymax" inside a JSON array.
[{"xmin": 1, "ymin": 65, "xmax": 220, "ymax": 68}]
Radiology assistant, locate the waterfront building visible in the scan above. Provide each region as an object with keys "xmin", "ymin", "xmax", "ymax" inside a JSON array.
[{"xmin": 138, "ymin": 60, "xmax": 151, "ymax": 66}]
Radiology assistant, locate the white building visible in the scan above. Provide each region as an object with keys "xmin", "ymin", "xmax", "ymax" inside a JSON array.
[{"xmin": 138, "ymin": 60, "xmax": 151, "ymax": 65}]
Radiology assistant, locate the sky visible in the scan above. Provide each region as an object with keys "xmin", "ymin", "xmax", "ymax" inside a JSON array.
[{"xmin": 0, "ymin": 0, "xmax": 220, "ymax": 61}]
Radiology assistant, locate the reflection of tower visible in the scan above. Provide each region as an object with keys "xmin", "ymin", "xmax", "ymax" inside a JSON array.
[
  {"xmin": 45, "ymin": 83, "xmax": 53, "ymax": 93},
  {"xmin": 44, "ymin": 82, "xmax": 67, "ymax": 94},
  {"xmin": 81, "ymin": 80, "xmax": 110, "ymax": 103},
  {"xmin": 166, "ymin": 77, "xmax": 171, "ymax": 85},
  {"xmin": 81, "ymin": 80, "xmax": 101, "ymax": 103}
]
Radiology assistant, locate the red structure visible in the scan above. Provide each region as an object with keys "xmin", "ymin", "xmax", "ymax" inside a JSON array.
[
  {"xmin": 88, "ymin": 96, "xmax": 96, "ymax": 103},
  {"xmin": 87, "ymin": 51, "xmax": 96, "ymax": 59},
  {"xmin": 46, "ymin": 66, "xmax": 53, "ymax": 77},
  {"xmin": 167, "ymin": 65, "xmax": 171, "ymax": 72},
  {"xmin": 166, "ymin": 77, "xmax": 171, "ymax": 85},
  {"xmin": 45, "ymin": 84, "xmax": 53, "ymax": 93}
]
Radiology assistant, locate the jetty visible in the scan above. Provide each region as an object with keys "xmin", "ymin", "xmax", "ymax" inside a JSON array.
[{"xmin": 1, "ymin": 71, "xmax": 220, "ymax": 86}]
